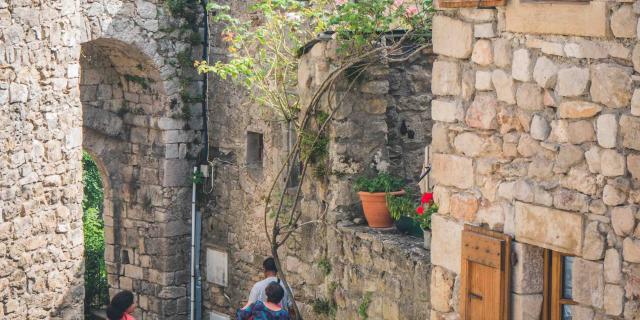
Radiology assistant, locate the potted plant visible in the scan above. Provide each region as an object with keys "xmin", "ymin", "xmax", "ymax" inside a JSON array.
[
  {"xmin": 414, "ymin": 192, "xmax": 438, "ymax": 249},
  {"xmin": 387, "ymin": 192, "xmax": 424, "ymax": 237},
  {"xmin": 354, "ymin": 173, "xmax": 405, "ymax": 228}
]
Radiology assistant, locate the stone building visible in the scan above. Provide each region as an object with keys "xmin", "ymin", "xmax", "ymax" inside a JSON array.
[
  {"xmin": 428, "ymin": 2, "xmax": 640, "ymax": 320},
  {"xmin": 3, "ymin": 0, "xmax": 640, "ymax": 320}
]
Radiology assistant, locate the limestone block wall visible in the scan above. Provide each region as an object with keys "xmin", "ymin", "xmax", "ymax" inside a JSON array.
[
  {"xmin": 203, "ymin": 35, "xmax": 434, "ymax": 319},
  {"xmin": 429, "ymin": 5, "xmax": 640, "ymax": 320},
  {"xmin": 1, "ymin": 0, "xmax": 202, "ymax": 319}
]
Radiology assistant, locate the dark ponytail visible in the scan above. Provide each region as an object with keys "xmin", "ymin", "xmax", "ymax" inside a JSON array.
[{"xmin": 106, "ymin": 290, "xmax": 134, "ymax": 320}]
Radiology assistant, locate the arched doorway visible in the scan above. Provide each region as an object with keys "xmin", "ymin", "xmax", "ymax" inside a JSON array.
[{"xmin": 79, "ymin": 38, "xmax": 196, "ymax": 319}]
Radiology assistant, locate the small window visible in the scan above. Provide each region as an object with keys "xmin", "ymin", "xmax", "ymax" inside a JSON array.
[
  {"xmin": 246, "ymin": 132, "xmax": 264, "ymax": 166},
  {"xmin": 543, "ymin": 250, "xmax": 577, "ymax": 320}
]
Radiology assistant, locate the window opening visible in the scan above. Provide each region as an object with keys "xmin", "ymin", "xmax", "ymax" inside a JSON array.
[
  {"xmin": 544, "ymin": 250, "xmax": 577, "ymax": 320},
  {"xmin": 246, "ymin": 132, "xmax": 264, "ymax": 166}
]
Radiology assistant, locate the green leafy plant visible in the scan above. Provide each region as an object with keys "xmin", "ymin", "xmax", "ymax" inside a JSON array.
[
  {"xmin": 414, "ymin": 192, "xmax": 437, "ymax": 230},
  {"xmin": 386, "ymin": 192, "xmax": 416, "ymax": 220},
  {"xmin": 358, "ymin": 292, "xmax": 373, "ymax": 320},
  {"xmin": 191, "ymin": 170, "xmax": 204, "ymax": 185},
  {"xmin": 312, "ymin": 298, "xmax": 337, "ymax": 317},
  {"xmin": 82, "ymin": 152, "xmax": 108, "ymax": 313},
  {"xmin": 353, "ymin": 173, "xmax": 405, "ymax": 193},
  {"xmin": 317, "ymin": 257, "xmax": 332, "ymax": 276}
]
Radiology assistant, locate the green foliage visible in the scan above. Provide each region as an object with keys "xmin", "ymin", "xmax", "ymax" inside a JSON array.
[
  {"xmin": 358, "ymin": 292, "xmax": 373, "ymax": 320},
  {"xmin": 353, "ymin": 173, "xmax": 404, "ymax": 193},
  {"xmin": 312, "ymin": 298, "xmax": 337, "ymax": 317},
  {"xmin": 386, "ymin": 192, "xmax": 416, "ymax": 221},
  {"xmin": 82, "ymin": 152, "xmax": 103, "ymax": 213},
  {"xmin": 317, "ymin": 257, "xmax": 332, "ymax": 276},
  {"xmin": 124, "ymin": 74, "xmax": 152, "ymax": 90},
  {"xmin": 191, "ymin": 170, "xmax": 205, "ymax": 185},
  {"xmin": 165, "ymin": 0, "xmax": 198, "ymax": 18},
  {"xmin": 82, "ymin": 152, "xmax": 108, "ymax": 312},
  {"xmin": 415, "ymin": 202, "xmax": 437, "ymax": 230},
  {"xmin": 300, "ymin": 130, "xmax": 329, "ymax": 164}
]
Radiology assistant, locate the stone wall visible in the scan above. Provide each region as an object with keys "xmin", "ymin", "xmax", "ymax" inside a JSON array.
[
  {"xmin": 429, "ymin": 5, "xmax": 640, "ymax": 320},
  {"xmin": 0, "ymin": 1, "xmax": 202, "ymax": 318},
  {"xmin": 202, "ymin": 33, "xmax": 434, "ymax": 318}
]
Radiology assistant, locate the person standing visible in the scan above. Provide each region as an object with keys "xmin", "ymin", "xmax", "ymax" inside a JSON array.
[
  {"xmin": 247, "ymin": 257, "xmax": 291, "ymax": 309},
  {"xmin": 237, "ymin": 282, "xmax": 290, "ymax": 320},
  {"xmin": 106, "ymin": 290, "xmax": 136, "ymax": 320}
]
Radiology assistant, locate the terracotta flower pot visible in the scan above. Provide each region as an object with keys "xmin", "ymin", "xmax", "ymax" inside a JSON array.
[{"xmin": 358, "ymin": 190, "xmax": 405, "ymax": 228}]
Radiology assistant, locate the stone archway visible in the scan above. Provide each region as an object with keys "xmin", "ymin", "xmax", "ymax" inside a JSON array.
[{"xmin": 80, "ymin": 38, "xmax": 195, "ymax": 319}]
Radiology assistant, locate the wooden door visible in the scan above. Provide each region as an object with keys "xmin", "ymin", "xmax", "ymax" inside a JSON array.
[{"xmin": 460, "ymin": 225, "xmax": 511, "ymax": 320}]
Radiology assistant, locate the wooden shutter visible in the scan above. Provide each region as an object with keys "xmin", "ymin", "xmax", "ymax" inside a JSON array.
[
  {"xmin": 438, "ymin": 0, "xmax": 506, "ymax": 8},
  {"xmin": 460, "ymin": 225, "xmax": 512, "ymax": 320}
]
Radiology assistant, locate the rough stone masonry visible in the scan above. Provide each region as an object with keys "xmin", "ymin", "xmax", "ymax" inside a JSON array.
[
  {"xmin": 1, "ymin": 0, "xmax": 201, "ymax": 319},
  {"xmin": 430, "ymin": 4, "xmax": 640, "ymax": 320}
]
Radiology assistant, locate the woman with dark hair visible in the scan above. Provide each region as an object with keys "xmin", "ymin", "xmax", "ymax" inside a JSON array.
[
  {"xmin": 237, "ymin": 282, "xmax": 290, "ymax": 320},
  {"xmin": 106, "ymin": 290, "xmax": 136, "ymax": 320}
]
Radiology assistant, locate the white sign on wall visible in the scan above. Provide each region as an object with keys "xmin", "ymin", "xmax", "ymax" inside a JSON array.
[{"xmin": 206, "ymin": 248, "xmax": 228, "ymax": 287}]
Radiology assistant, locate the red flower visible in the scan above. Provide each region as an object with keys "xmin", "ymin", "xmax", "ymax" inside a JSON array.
[
  {"xmin": 416, "ymin": 206, "xmax": 424, "ymax": 215},
  {"xmin": 421, "ymin": 192, "xmax": 433, "ymax": 204}
]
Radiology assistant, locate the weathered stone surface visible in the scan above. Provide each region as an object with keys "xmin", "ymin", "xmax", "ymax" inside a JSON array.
[
  {"xmin": 530, "ymin": 114, "xmax": 550, "ymax": 141},
  {"xmin": 471, "ymin": 39, "xmax": 493, "ymax": 66},
  {"xmin": 556, "ymin": 144, "xmax": 584, "ymax": 172},
  {"xmin": 553, "ymin": 188, "xmax": 589, "ymax": 212},
  {"xmin": 628, "ymin": 154, "xmax": 640, "ymax": 180},
  {"xmin": 604, "ymin": 284, "xmax": 624, "ymax": 316},
  {"xmin": 532, "ymin": 57, "xmax": 558, "ymax": 88},
  {"xmin": 556, "ymin": 67, "xmax": 589, "ymax": 97},
  {"xmin": 548, "ymin": 120, "xmax": 569, "ymax": 143},
  {"xmin": 558, "ymin": 101, "xmax": 602, "ymax": 119},
  {"xmin": 561, "ymin": 166, "xmax": 597, "ymax": 195},
  {"xmin": 564, "ymin": 40, "xmax": 608, "ymax": 59},
  {"xmin": 492, "ymin": 69, "xmax": 516, "ymax": 104},
  {"xmin": 573, "ymin": 258, "xmax": 604, "ymax": 309},
  {"xmin": 604, "ymin": 249, "xmax": 622, "ymax": 284},
  {"xmin": 432, "ymin": 123, "xmax": 451, "ymax": 153},
  {"xmin": 567, "ymin": 120, "xmax": 595, "ymax": 145},
  {"xmin": 611, "ymin": 5, "xmax": 637, "ymax": 38},
  {"xmin": 623, "ymin": 237, "xmax": 640, "ymax": 263},
  {"xmin": 493, "ymin": 38, "xmax": 512, "ymax": 68},
  {"xmin": 512, "ymin": 242, "xmax": 544, "ymax": 294},
  {"xmin": 634, "ymin": 43, "xmax": 640, "ymax": 73},
  {"xmin": 475, "ymin": 70, "xmax": 493, "ymax": 91},
  {"xmin": 583, "ymin": 221, "xmax": 605, "ymax": 260},
  {"xmin": 431, "ymin": 216, "xmax": 462, "ymax": 273},
  {"xmin": 454, "ymin": 132, "xmax": 484, "ymax": 157},
  {"xmin": 600, "ymin": 149, "xmax": 626, "ymax": 177},
  {"xmin": 632, "ymin": 89, "xmax": 640, "ymax": 116},
  {"xmin": 596, "ymin": 114, "xmax": 617, "ymax": 148},
  {"xmin": 612, "ymin": 206, "xmax": 636, "ymax": 237},
  {"xmin": 465, "ymin": 94, "xmax": 498, "ymax": 129},
  {"xmin": 512, "ymin": 49, "xmax": 532, "ymax": 82},
  {"xmin": 516, "ymin": 83, "xmax": 543, "ymax": 111},
  {"xmin": 603, "ymin": 181, "xmax": 628, "ymax": 206},
  {"xmin": 432, "ymin": 60, "xmax": 461, "ymax": 96},
  {"xmin": 590, "ymin": 64, "xmax": 632, "ymax": 108},
  {"xmin": 430, "ymin": 266, "xmax": 455, "ymax": 312},
  {"xmin": 458, "ymin": 8, "xmax": 495, "ymax": 22},
  {"xmin": 432, "ymin": 99, "xmax": 464, "ymax": 123},
  {"xmin": 511, "ymin": 294, "xmax": 543, "ymax": 320},
  {"xmin": 433, "ymin": 16, "xmax": 473, "ymax": 59},
  {"xmin": 620, "ymin": 115, "xmax": 640, "ymax": 151},
  {"xmin": 514, "ymin": 202, "xmax": 583, "ymax": 255},
  {"xmin": 474, "ymin": 23, "xmax": 495, "ymax": 38},
  {"xmin": 432, "ymin": 154, "xmax": 474, "ymax": 189}
]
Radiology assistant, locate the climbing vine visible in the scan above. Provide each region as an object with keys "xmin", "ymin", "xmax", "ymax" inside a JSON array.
[{"xmin": 197, "ymin": 1, "xmax": 434, "ymax": 317}]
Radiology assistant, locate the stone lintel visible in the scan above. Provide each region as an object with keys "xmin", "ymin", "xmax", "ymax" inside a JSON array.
[{"xmin": 514, "ymin": 201, "xmax": 584, "ymax": 255}]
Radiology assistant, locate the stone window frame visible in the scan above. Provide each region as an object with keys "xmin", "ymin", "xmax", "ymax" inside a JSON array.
[{"xmin": 543, "ymin": 250, "xmax": 577, "ymax": 320}]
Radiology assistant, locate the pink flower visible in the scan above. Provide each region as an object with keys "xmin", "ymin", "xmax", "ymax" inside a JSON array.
[
  {"xmin": 335, "ymin": 0, "xmax": 348, "ymax": 6},
  {"xmin": 393, "ymin": 0, "xmax": 405, "ymax": 6},
  {"xmin": 405, "ymin": 5, "xmax": 419, "ymax": 17}
]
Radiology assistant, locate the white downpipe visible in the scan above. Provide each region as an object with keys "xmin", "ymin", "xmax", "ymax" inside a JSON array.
[{"xmin": 190, "ymin": 167, "xmax": 197, "ymax": 320}]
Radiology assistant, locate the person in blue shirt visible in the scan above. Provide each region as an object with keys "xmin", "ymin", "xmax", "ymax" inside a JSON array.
[{"xmin": 237, "ymin": 282, "xmax": 290, "ymax": 320}]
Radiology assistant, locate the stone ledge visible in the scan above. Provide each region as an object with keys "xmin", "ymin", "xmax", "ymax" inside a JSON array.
[{"xmin": 336, "ymin": 222, "xmax": 430, "ymax": 262}]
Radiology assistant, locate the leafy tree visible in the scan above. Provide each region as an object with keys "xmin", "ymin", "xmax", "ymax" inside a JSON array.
[{"xmin": 82, "ymin": 151, "xmax": 108, "ymax": 314}]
